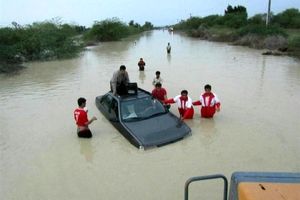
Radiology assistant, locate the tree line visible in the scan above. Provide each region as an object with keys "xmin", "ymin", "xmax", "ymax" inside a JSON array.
[
  {"xmin": 175, "ymin": 6, "xmax": 300, "ymax": 30},
  {"xmin": 1, "ymin": 5, "xmax": 299, "ymax": 73},
  {"xmin": 173, "ymin": 6, "xmax": 300, "ymax": 57},
  {"xmin": 0, "ymin": 18, "xmax": 153, "ymax": 73}
]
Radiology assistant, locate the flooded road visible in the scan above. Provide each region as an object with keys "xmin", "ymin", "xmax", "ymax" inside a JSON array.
[{"xmin": 1, "ymin": 30, "xmax": 300, "ymax": 200}]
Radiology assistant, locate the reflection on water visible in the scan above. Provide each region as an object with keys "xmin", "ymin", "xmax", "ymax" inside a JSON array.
[
  {"xmin": 167, "ymin": 53, "xmax": 171, "ymax": 63},
  {"xmin": 138, "ymin": 71, "xmax": 146, "ymax": 83},
  {"xmin": 199, "ymin": 119, "xmax": 218, "ymax": 146},
  {"xmin": 1, "ymin": 30, "xmax": 300, "ymax": 200},
  {"xmin": 200, "ymin": 118, "xmax": 217, "ymax": 136},
  {"xmin": 79, "ymin": 139, "xmax": 94, "ymax": 162}
]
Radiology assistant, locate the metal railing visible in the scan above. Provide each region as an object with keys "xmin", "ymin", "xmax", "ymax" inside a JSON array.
[{"xmin": 184, "ymin": 174, "xmax": 228, "ymax": 200}]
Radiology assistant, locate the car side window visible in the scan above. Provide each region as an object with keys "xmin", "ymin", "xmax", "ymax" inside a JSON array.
[
  {"xmin": 110, "ymin": 99, "xmax": 118, "ymax": 118},
  {"xmin": 101, "ymin": 95, "xmax": 113, "ymax": 111}
]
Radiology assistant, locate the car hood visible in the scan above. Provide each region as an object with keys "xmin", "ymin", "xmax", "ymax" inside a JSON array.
[{"xmin": 122, "ymin": 113, "xmax": 191, "ymax": 148}]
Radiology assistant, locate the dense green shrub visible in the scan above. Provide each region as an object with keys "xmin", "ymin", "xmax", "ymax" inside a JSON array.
[
  {"xmin": 142, "ymin": 21, "xmax": 154, "ymax": 31},
  {"xmin": 84, "ymin": 18, "xmax": 131, "ymax": 42},
  {"xmin": 222, "ymin": 12, "xmax": 247, "ymax": 28},
  {"xmin": 201, "ymin": 15, "xmax": 224, "ymax": 27},
  {"xmin": 83, "ymin": 18, "xmax": 149, "ymax": 43},
  {"xmin": 0, "ymin": 27, "xmax": 23, "ymax": 63},
  {"xmin": 1, "ymin": 18, "xmax": 153, "ymax": 73},
  {"xmin": 180, "ymin": 17, "xmax": 203, "ymax": 30},
  {"xmin": 289, "ymin": 36, "xmax": 300, "ymax": 48},
  {"xmin": 237, "ymin": 24, "xmax": 287, "ymax": 37},
  {"xmin": 247, "ymin": 14, "xmax": 266, "ymax": 25},
  {"xmin": 223, "ymin": 5, "xmax": 248, "ymax": 28},
  {"xmin": 174, "ymin": 5, "xmax": 248, "ymax": 30},
  {"xmin": 273, "ymin": 8, "xmax": 300, "ymax": 28},
  {"xmin": 0, "ymin": 21, "xmax": 84, "ymax": 73}
]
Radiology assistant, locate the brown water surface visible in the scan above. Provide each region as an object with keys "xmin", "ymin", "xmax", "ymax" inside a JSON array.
[{"xmin": 1, "ymin": 30, "xmax": 300, "ymax": 200}]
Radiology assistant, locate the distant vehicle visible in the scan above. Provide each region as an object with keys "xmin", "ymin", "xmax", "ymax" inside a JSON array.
[{"xmin": 95, "ymin": 86, "xmax": 191, "ymax": 149}]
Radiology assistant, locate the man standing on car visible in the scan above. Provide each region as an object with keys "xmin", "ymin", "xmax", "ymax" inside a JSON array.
[{"xmin": 110, "ymin": 65, "xmax": 130, "ymax": 96}]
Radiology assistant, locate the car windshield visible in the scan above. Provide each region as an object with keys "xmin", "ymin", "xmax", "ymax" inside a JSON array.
[{"xmin": 121, "ymin": 96, "xmax": 166, "ymax": 121}]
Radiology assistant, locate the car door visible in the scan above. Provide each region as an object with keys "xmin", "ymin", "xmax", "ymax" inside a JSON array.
[
  {"xmin": 99, "ymin": 94, "xmax": 112, "ymax": 119},
  {"xmin": 100, "ymin": 94, "xmax": 121, "ymax": 123},
  {"xmin": 109, "ymin": 98, "xmax": 119, "ymax": 122},
  {"xmin": 107, "ymin": 96, "xmax": 125, "ymax": 132}
]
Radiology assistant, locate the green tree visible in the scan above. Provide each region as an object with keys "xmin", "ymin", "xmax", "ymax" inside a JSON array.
[
  {"xmin": 223, "ymin": 5, "xmax": 248, "ymax": 28},
  {"xmin": 142, "ymin": 21, "xmax": 154, "ymax": 30},
  {"xmin": 202, "ymin": 15, "xmax": 223, "ymax": 27},
  {"xmin": 225, "ymin": 5, "xmax": 247, "ymax": 14},
  {"xmin": 85, "ymin": 18, "xmax": 130, "ymax": 41},
  {"xmin": 248, "ymin": 14, "xmax": 266, "ymax": 25},
  {"xmin": 273, "ymin": 8, "xmax": 300, "ymax": 28},
  {"xmin": 129, "ymin": 20, "xmax": 135, "ymax": 26},
  {"xmin": 0, "ymin": 21, "xmax": 82, "ymax": 65}
]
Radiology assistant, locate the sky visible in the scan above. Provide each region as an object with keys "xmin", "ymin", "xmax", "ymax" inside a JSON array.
[{"xmin": 1, "ymin": 0, "xmax": 299, "ymax": 27}]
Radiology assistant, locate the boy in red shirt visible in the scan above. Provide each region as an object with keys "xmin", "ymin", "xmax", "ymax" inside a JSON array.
[
  {"xmin": 74, "ymin": 97, "xmax": 97, "ymax": 138},
  {"xmin": 193, "ymin": 84, "xmax": 221, "ymax": 118},
  {"xmin": 152, "ymin": 82, "xmax": 167, "ymax": 102},
  {"xmin": 152, "ymin": 82, "xmax": 170, "ymax": 109}
]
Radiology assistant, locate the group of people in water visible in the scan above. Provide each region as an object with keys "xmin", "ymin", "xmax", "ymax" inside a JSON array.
[
  {"xmin": 137, "ymin": 43, "xmax": 171, "ymax": 71},
  {"xmin": 73, "ymin": 42, "xmax": 220, "ymax": 138},
  {"xmin": 150, "ymin": 71, "xmax": 221, "ymax": 121}
]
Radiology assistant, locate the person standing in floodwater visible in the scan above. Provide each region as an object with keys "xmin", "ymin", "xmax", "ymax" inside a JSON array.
[
  {"xmin": 164, "ymin": 90, "xmax": 194, "ymax": 120},
  {"xmin": 152, "ymin": 82, "xmax": 168, "ymax": 103},
  {"xmin": 166, "ymin": 42, "xmax": 171, "ymax": 54},
  {"xmin": 193, "ymin": 84, "xmax": 221, "ymax": 118},
  {"xmin": 74, "ymin": 97, "xmax": 97, "ymax": 138},
  {"xmin": 152, "ymin": 71, "xmax": 163, "ymax": 87},
  {"xmin": 138, "ymin": 58, "xmax": 146, "ymax": 71}
]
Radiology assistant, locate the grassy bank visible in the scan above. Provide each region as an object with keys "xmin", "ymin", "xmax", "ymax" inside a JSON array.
[
  {"xmin": 186, "ymin": 25, "xmax": 300, "ymax": 59},
  {"xmin": 287, "ymin": 29, "xmax": 300, "ymax": 58},
  {"xmin": 173, "ymin": 6, "xmax": 300, "ymax": 59}
]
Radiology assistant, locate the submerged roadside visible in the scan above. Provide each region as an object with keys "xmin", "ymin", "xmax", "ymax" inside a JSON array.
[
  {"xmin": 172, "ymin": 6, "xmax": 300, "ymax": 59},
  {"xmin": 182, "ymin": 26, "xmax": 300, "ymax": 59}
]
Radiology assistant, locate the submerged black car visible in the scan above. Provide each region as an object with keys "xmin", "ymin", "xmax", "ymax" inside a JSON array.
[{"xmin": 95, "ymin": 88, "xmax": 191, "ymax": 149}]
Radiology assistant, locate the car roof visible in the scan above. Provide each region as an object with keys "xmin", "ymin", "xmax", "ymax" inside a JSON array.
[{"xmin": 113, "ymin": 88, "xmax": 152, "ymax": 102}]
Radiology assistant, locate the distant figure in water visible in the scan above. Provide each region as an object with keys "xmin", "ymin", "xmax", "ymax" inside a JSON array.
[
  {"xmin": 166, "ymin": 42, "xmax": 171, "ymax": 54},
  {"xmin": 74, "ymin": 97, "xmax": 97, "ymax": 138},
  {"xmin": 193, "ymin": 84, "xmax": 221, "ymax": 118},
  {"xmin": 138, "ymin": 58, "xmax": 146, "ymax": 71},
  {"xmin": 152, "ymin": 71, "xmax": 163, "ymax": 87}
]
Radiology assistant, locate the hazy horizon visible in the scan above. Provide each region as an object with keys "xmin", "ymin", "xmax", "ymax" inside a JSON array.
[{"xmin": 1, "ymin": 0, "xmax": 299, "ymax": 27}]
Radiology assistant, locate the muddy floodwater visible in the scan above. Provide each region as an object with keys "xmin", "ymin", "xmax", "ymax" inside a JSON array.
[{"xmin": 1, "ymin": 30, "xmax": 300, "ymax": 200}]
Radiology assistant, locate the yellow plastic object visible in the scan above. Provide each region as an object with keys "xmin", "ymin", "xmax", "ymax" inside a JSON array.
[{"xmin": 238, "ymin": 182, "xmax": 300, "ymax": 200}]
